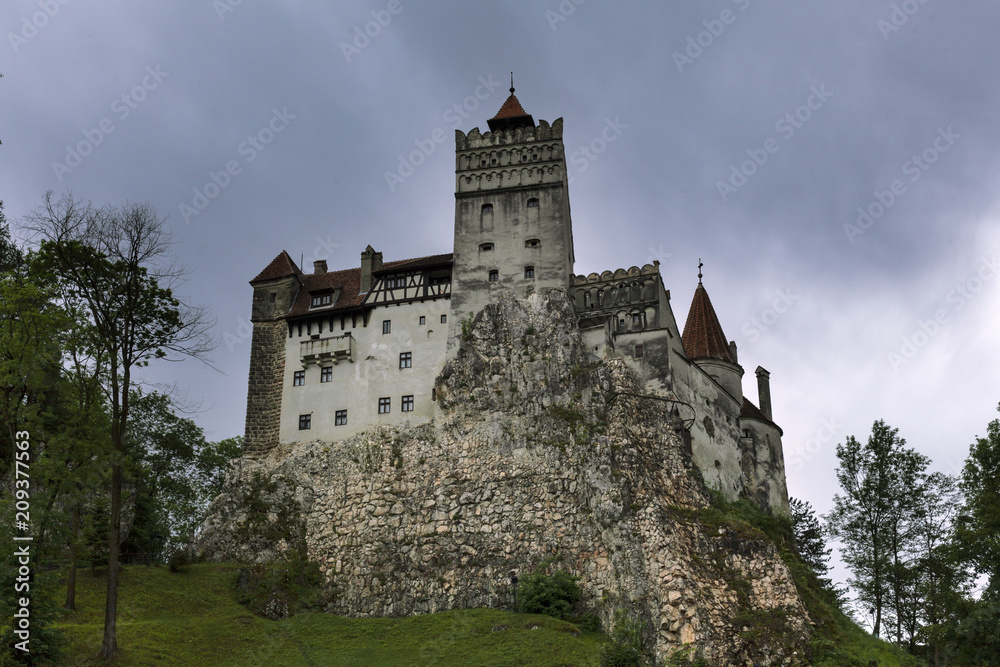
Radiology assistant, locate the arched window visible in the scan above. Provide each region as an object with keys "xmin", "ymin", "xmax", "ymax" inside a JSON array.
[
  {"xmin": 488, "ymin": 270, "xmax": 499, "ymax": 282},
  {"xmin": 479, "ymin": 242, "xmax": 494, "ymax": 252},
  {"xmin": 482, "ymin": 203, "xmax": 494, "ymax": 213}
]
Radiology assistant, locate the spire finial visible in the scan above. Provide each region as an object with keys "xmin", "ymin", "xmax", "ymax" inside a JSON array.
[
  {"xmin": 510, "ymin": 71, "xmax": 515, "ymax": 95},
  {"xmin": 698, "ymin": 258, "xmax": 703, "ymax": 284}
]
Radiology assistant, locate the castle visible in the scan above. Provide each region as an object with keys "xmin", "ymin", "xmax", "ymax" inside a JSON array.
[{"xmin": 243, "ymin": 85, "xmax": 789, "ymax": 513}]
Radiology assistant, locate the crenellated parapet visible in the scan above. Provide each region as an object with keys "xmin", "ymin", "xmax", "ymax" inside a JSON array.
[{"xmin": 455, "ymin": 117, "xmax": 563, "ymax": 150}]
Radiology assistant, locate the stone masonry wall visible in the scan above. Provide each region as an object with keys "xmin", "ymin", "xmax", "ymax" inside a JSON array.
[
  {"xmin": 203, "ymin": 289, "xmax": 810, "ymax": 664},
  {"xmin": 244, "ymin": 319, "xmax": 285, "ymax": 455}
]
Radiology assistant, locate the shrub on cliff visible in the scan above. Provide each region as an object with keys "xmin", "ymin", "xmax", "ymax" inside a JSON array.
[{"xmin": 516, "ymin": 567, "xmax": 581, "ymax": 621}]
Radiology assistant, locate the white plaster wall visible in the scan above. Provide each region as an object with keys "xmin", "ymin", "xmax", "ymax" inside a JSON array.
[{"xmin": 279, "ymin": 299, "xmax": 450, "ymax": 443}]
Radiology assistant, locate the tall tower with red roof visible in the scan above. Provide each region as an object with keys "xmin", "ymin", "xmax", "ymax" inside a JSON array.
[{"xmin": 447, "ymin": 82, "xmax": 575, "ymax": 355}]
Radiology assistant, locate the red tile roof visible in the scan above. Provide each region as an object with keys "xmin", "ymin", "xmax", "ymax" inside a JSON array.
[
  {"xmin": 740, "ymin": 397, "xmax": 781, "ymax": 432},
  {"xmin": 250, "ymin": 250, "xmax": 303, "ymax": 283},
  {"xmin": 681, "ymin": 283, "xmax": 736, "ymax": 363},
  {"xmin": 284, "ymin": 252, "xmax": 453, "ymax": 319},
  {"xmin": 491, "ymin": 93, "xmax": 529, "ymax": 121}
]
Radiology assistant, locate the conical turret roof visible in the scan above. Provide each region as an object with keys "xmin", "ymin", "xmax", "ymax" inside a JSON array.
[
  {"xmin": 488, "ymin": 74, "xmax": 534, "ymax": 132},
  {"xmin": 681, "ymin": 282, "xmax": 736, "ymax": 363}
]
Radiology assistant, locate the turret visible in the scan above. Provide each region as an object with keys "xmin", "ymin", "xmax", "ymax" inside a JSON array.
[
  {"xmin": 681, "ymin": 266, "xmax": 744, "ymax": 404},
  {"xmin": 447, "ymin": 81, "xmax": 575, "ymax": 356}
]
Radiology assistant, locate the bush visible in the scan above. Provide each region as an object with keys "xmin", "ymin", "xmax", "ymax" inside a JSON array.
[
  {"xmin": 168, "ymin": 548, "xmax": 190, "ymax": 572},
  {"xmin": 600, "ymin": 610, "xmax": 648, "ymax": 667},
  {"xmin": 516, "ymin": 567, "xmax": 581, "ymax": 621},
  {"xmin": 235, "ymin": 554, "xmax": 325, "ymax": 620}
]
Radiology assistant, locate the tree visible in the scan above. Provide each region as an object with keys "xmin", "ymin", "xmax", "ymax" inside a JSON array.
[
  {"xmin": 789, "ymin": 497, "xmax": 832, "ymax": 582},
  {"xmin": 957, "ymin": 402, "xmax": 1000, "ymax": 599},
  {"xmin": 25, "ymin": 191, "xmax": 213, "ymax": 659},
  {"xmin": 825, "ymin": 420, "xmax": 928, "ymax": 639}
]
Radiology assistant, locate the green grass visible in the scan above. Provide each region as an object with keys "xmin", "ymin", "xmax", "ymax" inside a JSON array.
[{"xmin": 50, "ymin": 563, "xmax": 604, "ymax": 666}]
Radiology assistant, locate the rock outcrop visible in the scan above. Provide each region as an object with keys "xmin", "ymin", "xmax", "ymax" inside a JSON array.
[{"xmin": 199, "ymin": 289, "xmax": 810, "ymax": 664}]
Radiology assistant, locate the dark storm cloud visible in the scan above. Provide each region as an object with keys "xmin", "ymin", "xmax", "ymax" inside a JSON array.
[{"xmin": 4, "ymin": 0, "xmax": 999, "ymax": 593}]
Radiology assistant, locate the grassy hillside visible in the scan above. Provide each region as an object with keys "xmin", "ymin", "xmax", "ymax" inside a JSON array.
[{"xmin": 50, "ymin": 563, "xmax": 604, "ymax": 666}]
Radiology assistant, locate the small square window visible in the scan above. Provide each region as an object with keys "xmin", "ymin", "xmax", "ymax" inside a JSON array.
[
  {"xmin": 527, "ymin": 198, "xmax": 539, "ymax": 208},
  {"xmin": 488, "ymin": 270, "xmax": 499, "ymax": 282},
  {"xmin": 298, "ymin": 414, "xmax": 311, "ymax": 430},
  {"xmin": 440, "ymin": 314, "xmax": 447, "ymax": 324},
  {"xmin": 335, "ymin": 410, "xmax": 347, "ymax": 426},
  {"xmin": 482, "ymin": 203, "xmax": 494, "ymax": 213},
  {"xmin": 382, "ymin": 320, "xmax": 391, "ymax": 334},
  {"xmin": 402, "ymin": 395, "xmax": 414, "ymax": 412},
  {"xmin": 378, "ymin": 397, "xmax": 391, "ymax": 414},
  {"xmin": 293, "ymin": 371, "xmax": 305, "ymax": 386},
  {"xmin": 419, "ymin": 316, "xmax": 426, "ymax": 325},
  {"xmin": 524, "ymin": 266, "xmax": 534, "ymax": 279},
  {"xmin": 399, "ymin": 352, "xmax": 412, "ymax": 369},
  {"xmin": 634, "ymin": 343, "xmax": 645, "ymax": 359},
  {"xmin": 321, "ymin": 366, "xmax": 332, "ymax": 383}
]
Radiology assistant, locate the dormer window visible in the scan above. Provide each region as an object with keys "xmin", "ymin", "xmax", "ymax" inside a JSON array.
[
  {"xmin": 482, "ymin": 203, "xmax": 494, "ymax": 213},
  {"xmin": 527, "ymin": 198, "xmax": 539, "ymax": 208},
  {"xmin": 479, "ymin": 242, "xmax": 494, "ymax": 252},
  {"xmin": 310, "ymin": 292, "xmax": 334, "ymax": 308}
]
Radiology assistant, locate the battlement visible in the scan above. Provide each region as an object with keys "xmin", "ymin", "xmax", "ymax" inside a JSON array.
[{"xmin": 455, "ymin": 118, "xmax": 564, "ymax": 150}]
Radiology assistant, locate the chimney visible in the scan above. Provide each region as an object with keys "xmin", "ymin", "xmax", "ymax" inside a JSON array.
[
  {"xmin": 756, "ymin": 366, "xmax": 772, "ymax": 421},
  {"xmin": 313, "ymin": 259, "xmax": 327, "ymax": 274},
  {"xmin": 728, "ymin": 340, "xmax": 738, "ymax": 364},
  {"xmin": 360, "ymin": 245, "xmax": 383, "ymax": 293}
]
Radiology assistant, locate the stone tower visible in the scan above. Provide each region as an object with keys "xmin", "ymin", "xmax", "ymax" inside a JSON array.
[{"xmin": 447, "ymin": 84, "xmax": 575, "ymax": 356}]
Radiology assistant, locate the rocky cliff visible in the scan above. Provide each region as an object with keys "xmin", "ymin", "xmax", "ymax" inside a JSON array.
[{"xmin": 199, "ymin": 289, "xmax": 811, "ymax": 664}]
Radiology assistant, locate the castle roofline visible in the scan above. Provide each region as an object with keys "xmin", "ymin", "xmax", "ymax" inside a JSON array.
[
  {"xmin": 740, "ymin": 397, "xmax": 783, "ymax": 435},
  {"xmin": 681, "ymin": 282, "xmax": 736, "ymax": 363},
  {"xmin": 284, "ymin": 252, "xmax": 453, "ymax": 319},
  {"xmin": 250, "ymin": 250, "xmax": 303, "ymax": 284}
]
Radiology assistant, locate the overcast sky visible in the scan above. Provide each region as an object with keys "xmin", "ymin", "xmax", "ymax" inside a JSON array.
[{"xmin": 4, "ymin": 1, "xmax": 999, "ymax": 598}]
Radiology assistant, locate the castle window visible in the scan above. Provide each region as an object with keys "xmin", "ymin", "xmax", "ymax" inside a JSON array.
[
  {"xmin": 432, "ymin": 388, "xmax": 437, "ymax": 401},
  {"xmin": 527, "ymin": 198, "xmax": 539, "ymax": 208},
  {"xmin": 482, "ymin": 203, "xmax": 493, "ymax": 213},
  {"xmin": 311, "ymin": 293, "xmax": 333, "ymax": 308},
  {"xmin": 378, "ymin": 397, "xmax": 391, "ymax": 414},
  {"xmin": 632, "ymin": 313, "xmax": 643, "ymax": 328},
  {"xmin": 479, "ymin": 242, "xmax": 494, "ymax": 252},
  {"xmin": 321, "ymin": 366, "xmax": 332, "ymax": 383},
  {"xmin": 524, "ymin": 266, "xmax": 535, "ymax": 279},
  {"xmin": 490, "ymin": 157, "xmax": 497, "ymax": 166},
  {"xmin": 525, "ymin": 238, "xmax": 540, "ymax": 248},
  {"xmin": 401, "ymin": 395, "xmax": 414, "ymax": 412},
  {"xmin": 634, "ymin": 344, "xmax": 644, "ymax": 359},
  {"xmin": 382, "ymin": 320, "xmax": 391, "ymax": 334},
  {"xmin": 618, "ymin": 318, "xmax": 625, "ymax": 330},
  {"xmin": 399, "ymin": 352, "xmax": 412, "ymax": 369},
  {"xmin": 419, "ymin": 316, "xmax": 426, "ymax": 325},
  {"xmin": 488, "ymin": 270, "xmax": 499, "ymax": 282},
  {"xmin": 298, "ymin": 414, "xmax": 311, "ymax": 430},
  {"xmin": 440, "ymin": 314, "xmax": 447, "ymax": 323},
  {"xmin": 269, "ymin": 292, "xmax": 276, "ymax": 302},
  {"xmin": 293, "ymin": 371, "xmax": 305, "ymax": 386},
  {"xmin": 335, "ymin": 410, "xmax": 347, "ymax": 426}
]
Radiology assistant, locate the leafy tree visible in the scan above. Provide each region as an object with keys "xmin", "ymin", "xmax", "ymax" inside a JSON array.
[
  {"xmin": 825, "ymin": 420, "xmax": 928, "ymax": 639},
  {"xmin": 516, "ymin": 565, "xmax": 582, "ymax": 621},
  {"xmin": 26, "ymin": 191, "xmax": 213, "ymax": 659},
  {"xmin": 957, "ymin": 402, "xmax": 1000, "ymax": 599}
]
